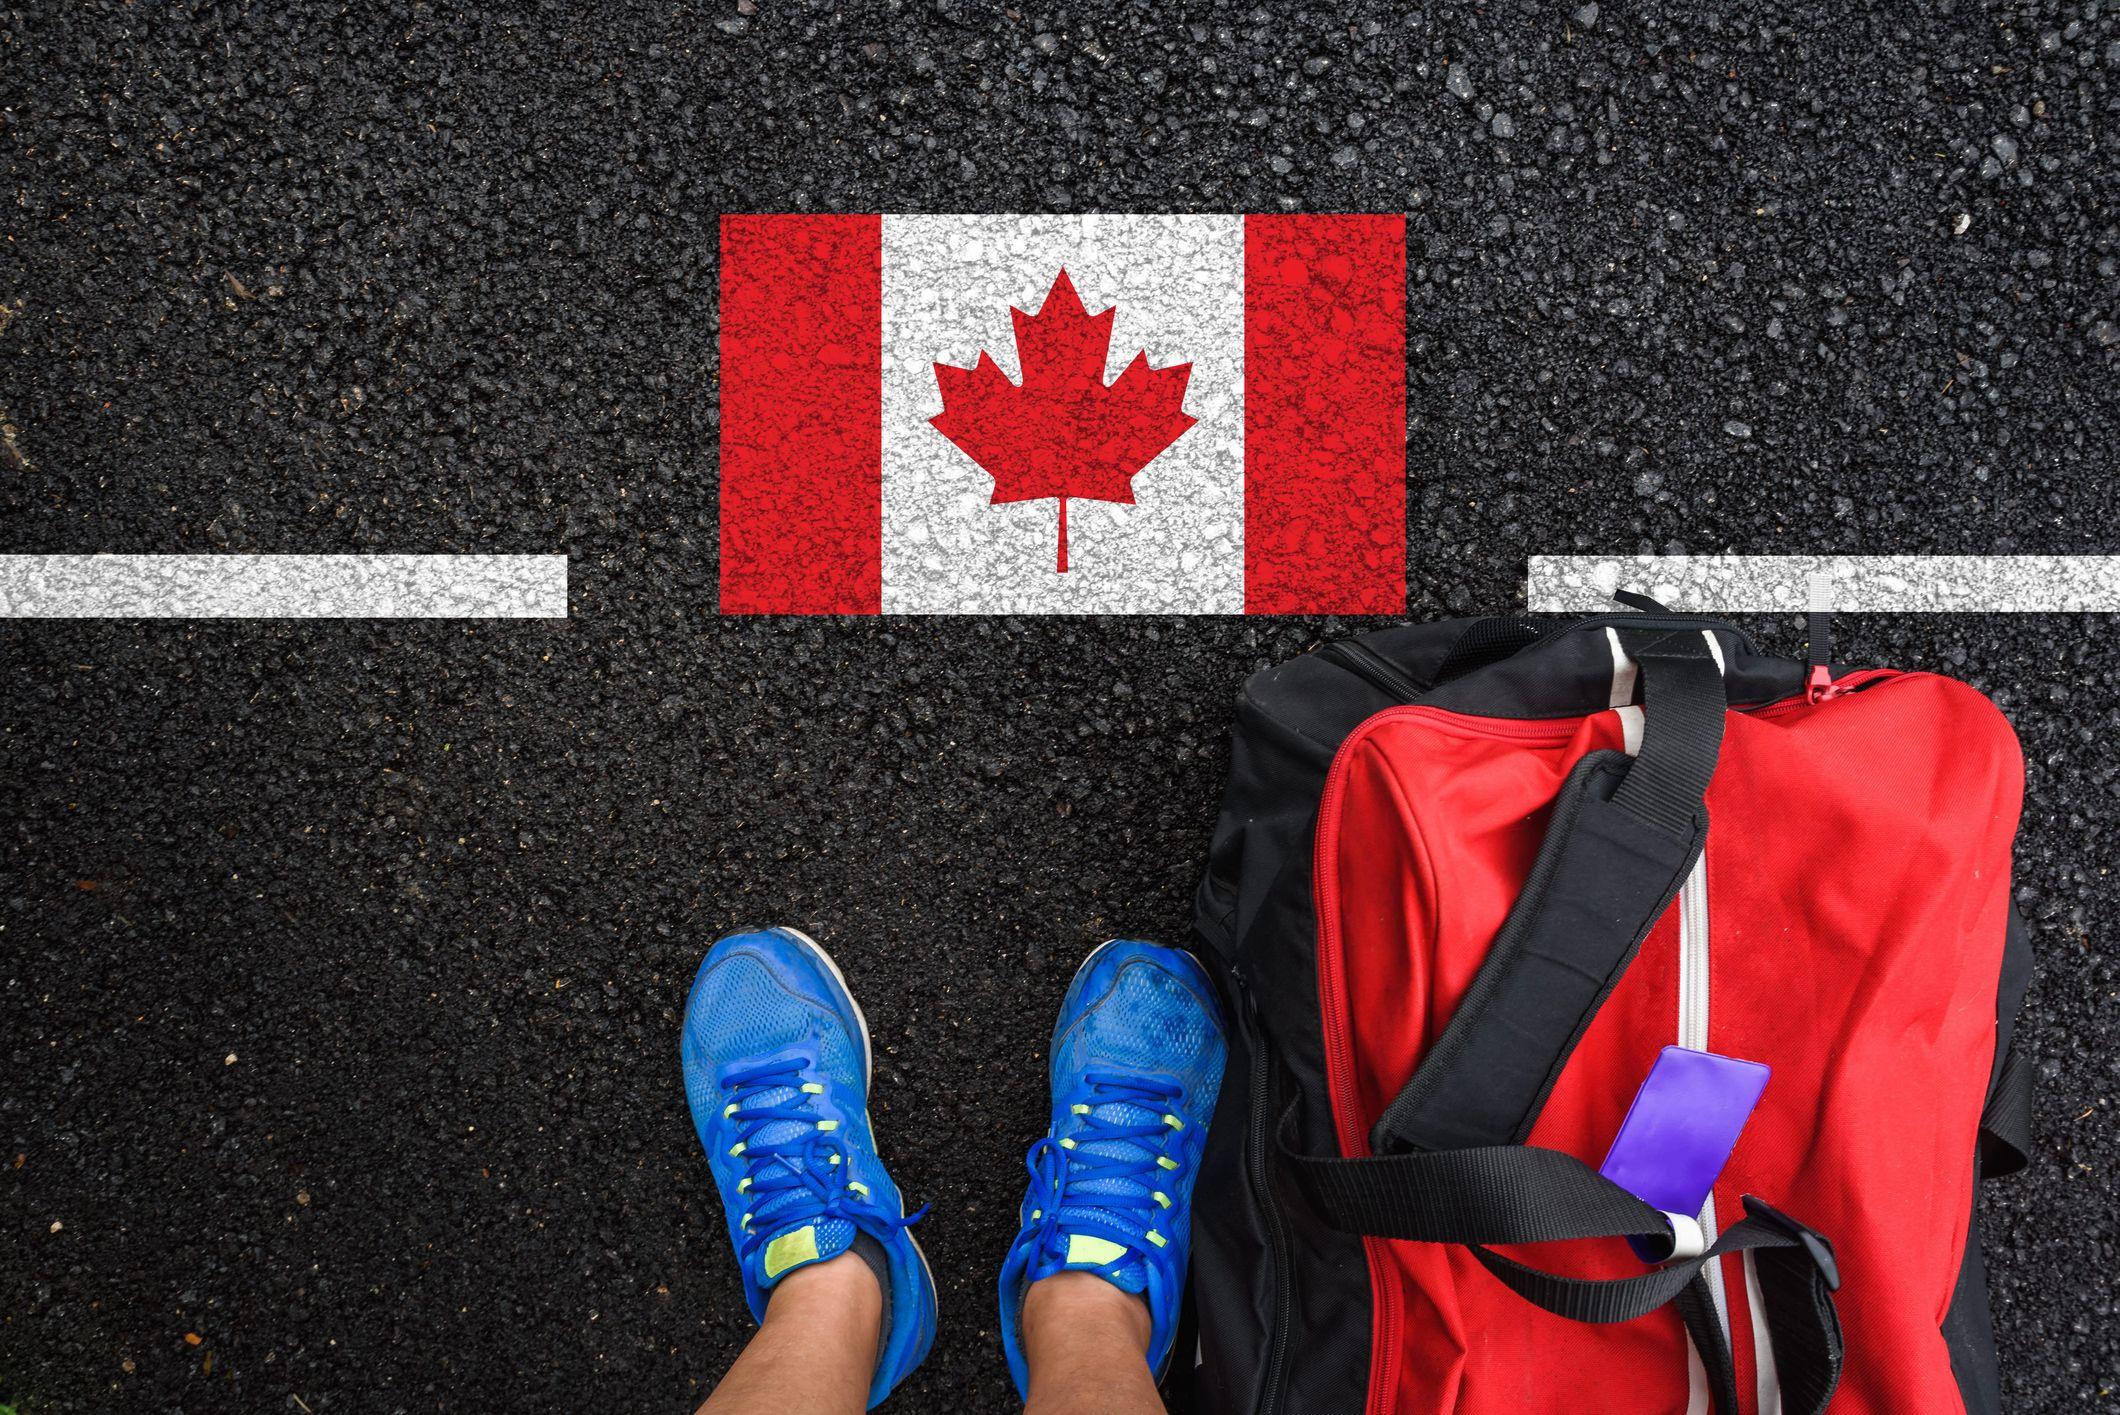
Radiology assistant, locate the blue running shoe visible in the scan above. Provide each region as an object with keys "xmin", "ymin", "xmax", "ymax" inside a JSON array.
[
  {"xmin": 681, "ymin": 926, "xmax": 936, "ymax": 1409},
  {"xmin": 997, "ymin": 939, "xmax": 1228, "ymax": 1399}
]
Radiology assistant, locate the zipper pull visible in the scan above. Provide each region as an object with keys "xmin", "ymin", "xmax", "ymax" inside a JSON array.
[{"xmin": 1805, "ymin": 571, "xmax": 1845, "ymax": 703}]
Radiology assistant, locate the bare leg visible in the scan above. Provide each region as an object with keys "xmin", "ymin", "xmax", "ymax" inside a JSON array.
[
  {"xmin": 1021, "ymin": 1272, "xmax": 1165, "ymax": 1415},
  {"xmin": 696, "ymin": 1253, "xmax": 881, "ymax": 1415}
]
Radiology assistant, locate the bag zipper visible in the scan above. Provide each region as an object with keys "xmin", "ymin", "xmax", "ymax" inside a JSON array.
[
  {"xmin": 1678, "ymin": 864, "xmax": 1711, "ymax": 1060},
  {"xmin": 1678, "ymin": 855, "xmax": 1732, "ymax": 1412},
  {"xmin": 1562, "ymin": 612, "xmax": 1763, "ymax": 654},
  {"xmin": 1322, "ymin": 639, "xmax": 1429, "ymax": 702},
  {"xmin": 1319, "ymin": 615, "xmax": 1767, "ymax": 710},
  {"xmin": 1311, "ymin": 723, "xmax": 1408, "ymax": 1415},
  {"xmin": 1237, "ymin": 984, "xmax": 1297, "ymax": 1415}
]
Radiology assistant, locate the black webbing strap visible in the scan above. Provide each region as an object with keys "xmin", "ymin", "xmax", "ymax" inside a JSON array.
[
  {"xmin": 1282, "ymin": 1125, "xmax": 1672, "ymax": 1247},
  {"xmin": 1607, "ymin": 632, "xmax": 1727, "ymax": 838},
  {"xmin": 1806, "ymin": 573, "xmax": 1834, "ymax": 674},
  {"xmin": 1486, "ymin": 1204, "xmax": 1847, "ymax": 1415},
  {"xmin": 1280, "ymin": 1116, "xmax": 1844, "ymax": 1414},
  {"xmin": 1978, "ymin": 1041, "xmax": 2033, "ymax": 1179},
  {"xmin": 1677, "ymin": 1275, "xmax": 1741, "ymax": 1415},
  {"xmin": 1370, "ymin": 632, "xmax": 1727, "ymax": 1155},
  {"xmin": 1473, "ymin": 1201, "xmax": 1839, "ymax": 1330}
]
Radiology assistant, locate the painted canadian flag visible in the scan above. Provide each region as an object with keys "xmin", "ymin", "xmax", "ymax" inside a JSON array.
[{"xmin": 719, "ymin": 213, "xmax": 1406, "ymax": 614}]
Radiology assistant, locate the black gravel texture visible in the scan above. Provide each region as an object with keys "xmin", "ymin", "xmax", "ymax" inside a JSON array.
[{"xmin": 3, "ymin": 2, "xmax": 2116, "ymax": 1412}]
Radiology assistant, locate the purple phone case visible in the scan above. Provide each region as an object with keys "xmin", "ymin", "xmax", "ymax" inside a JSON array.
[{"xmin": 1598, "ymin": 1045, "xmax": 1771, "ymax": 1261}]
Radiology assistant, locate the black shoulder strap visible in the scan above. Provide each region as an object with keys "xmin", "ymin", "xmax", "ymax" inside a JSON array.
[{"xmin": 1371, "ymin": 630, "xmax": 1726, "ymax": 1155}]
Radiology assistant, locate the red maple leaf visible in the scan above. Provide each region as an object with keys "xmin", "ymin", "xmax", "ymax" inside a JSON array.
[{"xmin": 930, "ymin": 269, "xmax": 1197, "ymax": 573}]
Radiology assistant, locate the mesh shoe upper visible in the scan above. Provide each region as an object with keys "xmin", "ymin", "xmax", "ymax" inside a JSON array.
[
  {"xmin": 998, "ymin": 940, "xmax": 1228, "ymax": 1398},
  {"xmin": 681, "ymin": 927, "xmax": 935, "ymax": 1409}
]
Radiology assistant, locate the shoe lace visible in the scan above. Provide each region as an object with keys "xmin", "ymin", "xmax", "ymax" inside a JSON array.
[
  {"xmin": 720, "ymin": 1056, "xmax": 926, "ymax": 1265},
  {"xmin": 1022, "ymin": 1071, "xmax": 1187, "ymax": 1266}
]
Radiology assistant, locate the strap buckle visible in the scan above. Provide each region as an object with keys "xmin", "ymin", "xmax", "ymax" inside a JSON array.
[{"xmin": 1741, "ymin": 1196, "xmax": 1841, "ymax": 1291}]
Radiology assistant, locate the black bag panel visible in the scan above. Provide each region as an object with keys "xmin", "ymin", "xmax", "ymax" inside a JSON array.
[
  {"xmin": 1193, "ymin": 682, "xmax": 1344, "ymax": 967},
  {"xmin": 1942, "ymin": 902, "xmax": 2039, "ymax": 1409},
  {"xmin": 1192, "ymin": 990, "xmax": 1379, "ymax": 1415},
  {"xmin": 1187, "ymin": 991, "xmax": 1280, "ymax": 1413},
  {"xmin": 1193, "ymin": 617, "xmax": 1473, "ymax": 967},
  {"xmin": 1188, "ymin": 987, "xmax": 1375, "ymax": 1415},
  {"xmin": 1191, "ymin": 1175, "xmax": 1379, "ymax": 1415},
  {"xmin": 1942, "ymin": 1177, "xmax": 2001, "ymax": 1415},
  {"xmin": 1270, "ymin": 1195, "xmax": 1383, "ymax": 1415},
  {"xmin": 1188, "ymin": 629, "xmax": 1456, "ymax": 1415},
  {"xmin": 1228, "ymin": 615, "xmax": 1794, "ymax": 758},
  {"xmin": 1236, "ymin": 843, "xmax": 1346, "ymax": 1150},
  {"xmin": 1979, "ymin": 907, "xmax": 2035, "ymax": 1179},
  {"xmin": 1991, "ymin": 905, "xmax": 2035, "ymax": 1100},
  {"xmin": 1242, "ymin": 618, "xmax": 1471, "ymax": 739}
]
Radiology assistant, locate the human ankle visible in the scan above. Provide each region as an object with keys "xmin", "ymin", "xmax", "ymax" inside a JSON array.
[
  {"xmin": 764, "ymin": 1249, "xmax": 883, "ymax": 1331},
  {"xmin": 1023, "ymin": 1269, "xmax": 1152, "ymax": 1357}
]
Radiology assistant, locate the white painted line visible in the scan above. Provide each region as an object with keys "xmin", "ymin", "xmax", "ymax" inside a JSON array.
[
  {"xmin": 1528, "ymin": 555, "xmax": 2120, "ymax": 613},
  {"xmin": 0, "ymin": 554, "xmax": 568, "ymax": 618}
]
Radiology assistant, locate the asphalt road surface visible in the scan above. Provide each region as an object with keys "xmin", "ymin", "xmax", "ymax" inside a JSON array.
[{"xmin": 5, "ymin": 3, "xmax": 2116, "ymax": 1411}]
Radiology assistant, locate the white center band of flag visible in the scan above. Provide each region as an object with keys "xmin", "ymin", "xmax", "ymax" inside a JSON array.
[
  {"xmin": 1529, "ymin": 555, "xmax": 2120, "ymax": 612},
  {"xmin": 0, "ymin": 554, "xmax": 569, "ymax": 619}
]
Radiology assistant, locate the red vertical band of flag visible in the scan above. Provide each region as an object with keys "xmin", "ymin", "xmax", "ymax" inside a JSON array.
[
  {"xmin": 720, "ymin": 215, "xmax": 882, "ymax": 613},
  {"xmin": 1243, "ymin": 215, "xmax": 1407, "ymax": 614}
]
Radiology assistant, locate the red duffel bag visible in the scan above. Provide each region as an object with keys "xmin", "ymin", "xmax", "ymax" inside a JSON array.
[{"xmin": 1187, "ymin": 606, "xmax": 2032, "ymax": 1415}]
